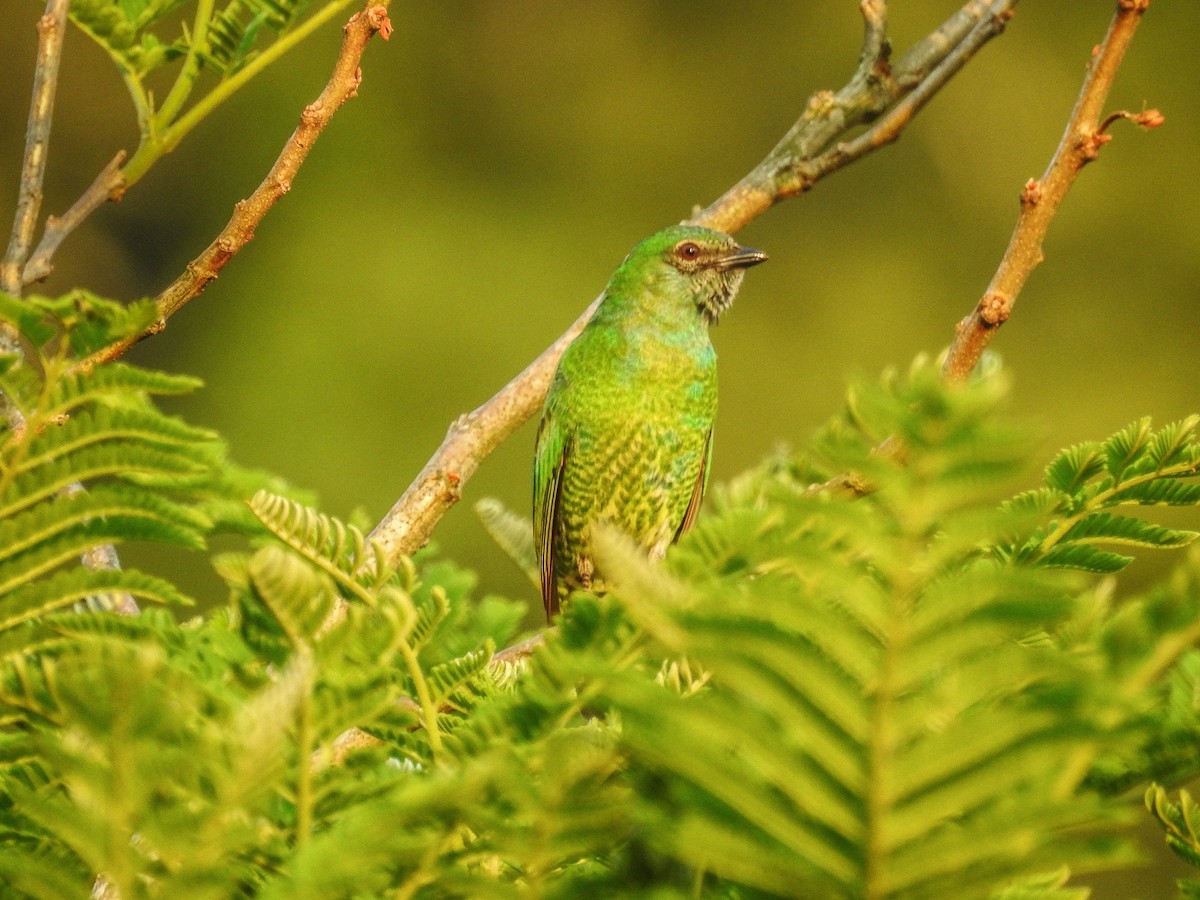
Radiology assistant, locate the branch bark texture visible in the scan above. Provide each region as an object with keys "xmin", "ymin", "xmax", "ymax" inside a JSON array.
[
  {"xmin": 366, "ymin": 0, "xmax": 1019, "ymax": 567},
  {"xmin": 1, "ymin": 0, "xmax": 70, "ymax": 297},
  {"xmin": 942, "ymin": 0, "xmax": 1155, "ymax": 382},
  {"xmin": 76, "ymin": 2, "xmax": 394, "ymax": 373}
]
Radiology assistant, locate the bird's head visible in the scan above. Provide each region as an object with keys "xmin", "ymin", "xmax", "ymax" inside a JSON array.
[{"xmin": 617, "ymin": 224, "xmax": 768, "ymax": 325}]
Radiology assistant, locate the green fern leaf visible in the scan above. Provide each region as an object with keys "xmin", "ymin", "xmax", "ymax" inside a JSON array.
[
  {"xmin": 46, "ymin": 363, "xmax": 204, "ymax": 416},
  {"xmin": 1146, "ymin": 416, "xmax": 1200, "ymax": 471},
  {"xmin": 14, "ymin": 407, "xmax": 217, "ymax": 478},
  {"xmin": 402, "ymin": 586, "xmax": 450, "ymax": 654},
  {"xmin": 0, "ymin": 291, "xmax": 55, "ymax": 345},
  {"xmin": 203, "ymin": 0, "xmax": 313, "ymax": 76},
  {"xmin": 992, "ymin": 867, "xmax": 1090, "ymax": 900},
  {"xmin": 427, "ymin": 644, "xmax": 495, "ymax": 708},
  {"xmin": 1044, "ymin": 442, "xmax": 1107, "ymax": 495},
  {"xmin": 0, "ymin": 568, "xmax": 188, "ymax": 632},
  {"xmin": 1102, "ymin": 417, "xmax": 1153, "ymax": 480},
  {"xmin": 1110, "ymin": 478, "xmax": 1200, "ymax": 507},
  {"xmin": 248, "ymin": 491, "xmax": 384, "ymax": 597},
  {"xmin": 1147, "ymin": 785, "xmax": 1200, "ymax": 871},
  {"xmin": 0, "ymin": 515, "xmax": 204, "ymax": 598},
  {"xmin": 1039, "ymin": 544, "xmax": 1132, "ymax": 573},
  {"xmin": 0, "ymin": 483, "xmax": 208, "ymax": 564},
  {"xmin": 475, "ymin": 497, "xmax": 537, "ymax": 587},
  {"xmin": 246, "ymin": 545, "xmax": 335, "ymax": 648},
  {"xmin": 0, "ymin": 444, "xmax": 209, "ymax": 520},
  {"xmin": 1059, "ymin": 511, "xmax": 1198, "ymax": 550}
]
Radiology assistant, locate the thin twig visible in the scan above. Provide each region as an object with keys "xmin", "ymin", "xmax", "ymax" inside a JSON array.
[
  {"xmin": 20, "ymin": 0, "xmax": 362, "ymax": 288},
  {"xmin": 942, "ymin": 0, "xmax": 1156, "ymax": 382},
  {"xmin": 73, "ymin": 1, "xmax": 395, "ymax": 374},
  {"xmin": 21, "ymin": 151, "xmax": 126, "ymax": 286},
  {"xmin": 691, "ymin": 0, "xmax": 1017, "ymax": 232},
  {"xmin": 366, "ymin": 0, "xmax": 1018, "ymax": 567},
  {"xmin": 1, "ymin": 0, "xmax": 70, "ymax": 297}
]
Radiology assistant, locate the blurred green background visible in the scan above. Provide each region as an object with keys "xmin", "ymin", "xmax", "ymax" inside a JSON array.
[{"xmin": 2, "ymin": 2, "xmax": 1198, "ymax": 893}]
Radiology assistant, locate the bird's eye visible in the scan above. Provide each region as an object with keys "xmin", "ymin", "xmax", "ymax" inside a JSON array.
[{"xmin": 675, "ymin": 241, "xmax": 701, "ymax": 261}]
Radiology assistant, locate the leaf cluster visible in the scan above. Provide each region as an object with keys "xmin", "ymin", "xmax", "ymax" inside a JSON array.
[
  {"xmin": 3, "ymin": 347, "xmax": 1200, "ymax": 897},
  {"xmin": 0, "ymin": 292, "xmax": 222, "ymax": 633}
]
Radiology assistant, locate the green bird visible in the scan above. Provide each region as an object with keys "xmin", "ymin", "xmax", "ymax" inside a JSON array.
[{"xmin": 533, "ymin": 224, "xmax": 767, "ymax": 619}]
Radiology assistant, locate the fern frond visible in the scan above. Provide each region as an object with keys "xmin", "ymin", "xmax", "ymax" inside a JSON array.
[
  {"xmin": 203, "ymin": 0, "xmax": 313, "ymax": 76},
  {"xmin": 1147, "ymin": 785, "xmax": 1200, "ymax": 872},
  {"xmin": 475, "ymin": 497, "xmax": 538, "ymax": 587},
  {"xmin": 246, "ymin": 545, "xmax": 335, "ymax": 649},
  {"xmin": 0, "ymin": 515, "xmax": 202, "ymax": 598},
  {"xmin": 1059, "ymin": 511, "xmax": 1196, "ymax": 551},
  {"xmin": 1110, "ymin": 478, "xmax": 1200, "ymax": 507},
  {"xmin": 0, "ymin": 443, "xmax": 209, "ymax": 520},
  {"xmin": 427, "ymin": 643, "xmax": 494, "ymax": 709},
  {"xmin": 0, "ymin": 568, "xmax": 188, "ymax": 632},
  {"xmin": 403, "ymin": 585, "xmax": 450, "ymax": 656},
  {"xmin": 0, "ymin": 483, "xmax": 208, "ymax": 565},
  {"xmin": 580, "ymin": 365, "xmax": 1142, "ymax": 898},
  {"xmin": 12, "ymin": 408, "xmax": 217, "ymax": 478},
  {"xmin": 46, "ymin": 363, "xmax": 204, "ymax": 415},
  {"xmin": 248, "ymin": 491, "xmax": 386, "ymax": 602},
  {"xmin": 1045, "ymin": 442, "xmax": 1107, "ymax": 497},
  {"xmin": 1101, "ymin": 416, "xmax": 1153, "ymax": 480},
  {"xmin": 1146, "ymin": 415, "xmax": 1200, "ymax": 471},
  {"xmin": 998, "ymin": 418, "xmax": 1200, "ymax": 572}
]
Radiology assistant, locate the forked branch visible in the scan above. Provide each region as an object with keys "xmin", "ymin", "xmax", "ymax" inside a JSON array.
[
  {"xmin": 75, "ymin": 2, "xmax": 394, "ymax": 374},
  {"xmin": 366, "ymin": 0, "xmax": 1019, "ymax": 567}
]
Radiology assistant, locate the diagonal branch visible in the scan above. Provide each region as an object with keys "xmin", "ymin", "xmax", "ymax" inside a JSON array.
[
  {"xmin": 19, "ymin": 151, "xmax": 127, "ymax": 288},
  {"xmin": 2, "ymin": 0, "xmax": 71, "ymax": 298},
  {"xmin": 942, "ymin": 0, "xmax": 1156, "ymax": 382},
  {"xmin": 691, "ymin": 0, "xmax": 1016, "ymax": 233},
  {"xmin": 74, "ymin": 2, "xmax": 395, "ymax": 375},
  {"xmin": 365, "ymin": 0, "xmax": 1019, "ymax": 568}
]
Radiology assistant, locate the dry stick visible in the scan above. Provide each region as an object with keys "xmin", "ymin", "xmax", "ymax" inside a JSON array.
[
  {"xmin": 942, "ymin": 0, "xmax": 1156, "ymax": 382},
  {"xmin": 21, "ymin": 151, "xmax": 127, "ymax": 287},
  {"xmin": 366, "ymin": 0, "xmax": 1018, "ymax": 571},
  {"xmin": 1, "ymin": 0, "xmax": 70, "ymax": 296},
  {"xmin": 74, "ymin": 2, "xmax": 395, "ymax": 375}
]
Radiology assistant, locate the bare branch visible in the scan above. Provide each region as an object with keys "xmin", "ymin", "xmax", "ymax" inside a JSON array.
[
  {"xmin": 1, "ymin": 0, "xmax": 70, "ymax": 297},
  {"xmin": 73, "ymin": 2, "xmax": 395, "ymax": 374},
  {"xmin": 366, "ymin": 0, "xmax": 1019, "ymax": 567},
  {"xmin": 21, "ymin": 0, "xmax": 362, "ymax": 287},
  {"xmin": 691, "ymin": 0, "xmax": 1017, "ymax": 233},
  {"xmin": 22, "ymin": 151, "xmax": 127, "ymax": 287},
  {"xmin": 942, "ymin": 0, "xmax": 1155, "ymax": 382}
]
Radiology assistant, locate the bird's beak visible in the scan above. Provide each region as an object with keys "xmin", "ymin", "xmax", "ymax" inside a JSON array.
[{"xmin": 713, "ymin": 245, "xmax": 768, "ymax": 270}]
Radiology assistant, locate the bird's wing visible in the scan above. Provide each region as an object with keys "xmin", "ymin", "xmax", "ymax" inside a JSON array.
[
  {"xmin": 675, "ymin": 426, "xmax": 713, "ymax": 539},
  {"xmin": 533, "ymin": 408, "xmax": 569, "ymax": 619}
]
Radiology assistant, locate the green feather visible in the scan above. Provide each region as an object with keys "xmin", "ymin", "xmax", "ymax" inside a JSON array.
[{"xmin": 533, "ymin": 224, "xmax": 766, "ymax": 619}]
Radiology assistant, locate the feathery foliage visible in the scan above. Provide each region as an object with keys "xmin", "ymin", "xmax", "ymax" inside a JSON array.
[
  {"xmin": 0, "ymin": 292, "xmax": 221, "ymax": 636},
  {"xmin": 3, "ymin": 354, "xmax": 1200, "ymax": 897},
  {"xmin": 58, "ymin": 0, "xmax": 358, "ymax": 187}
]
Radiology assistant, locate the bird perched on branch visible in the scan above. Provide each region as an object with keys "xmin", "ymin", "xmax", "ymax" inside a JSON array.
[{"xmin": 533, "ymin": 224, "xmax": 767, "ymax": 619}]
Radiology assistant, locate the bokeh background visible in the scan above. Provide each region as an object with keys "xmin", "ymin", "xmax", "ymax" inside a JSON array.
[{"xmin": 3, "ymin": 2, "xmax": 1198, "ymax": 894}]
